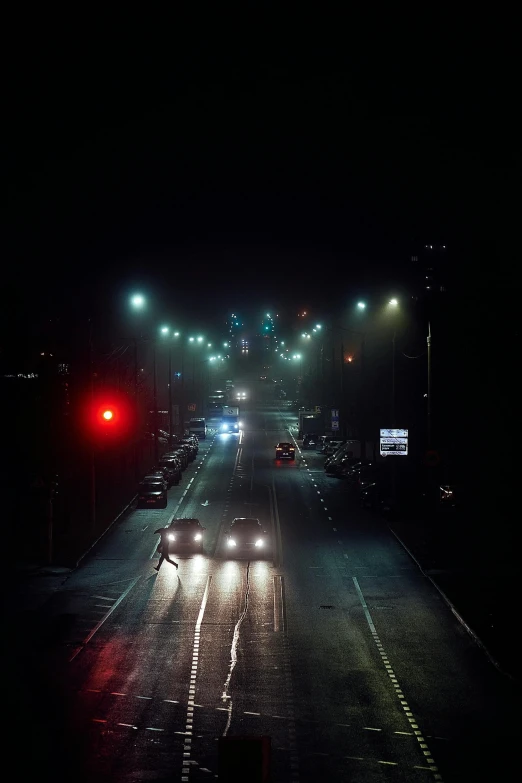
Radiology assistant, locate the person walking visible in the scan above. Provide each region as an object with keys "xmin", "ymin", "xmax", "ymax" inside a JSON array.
[{"xmin": 153, "ymin": 526, "xmax": 179, "ymax": 571}]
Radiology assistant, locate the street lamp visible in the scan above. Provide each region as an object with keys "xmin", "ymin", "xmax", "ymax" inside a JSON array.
[
  {"xmin": 357, "ymin": 302, "xmax": 366, "ymax": 310},
  {"xmin": 131, "ymin": 294, "xmax": 145, "ymax": 309}
]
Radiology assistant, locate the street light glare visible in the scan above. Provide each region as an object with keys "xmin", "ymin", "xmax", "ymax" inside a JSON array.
[
  {"xmin": 357, "ymin": 302, "xmax": 366, "ymax": 309},
  {"xmin": 131, "ymin": 294, "xmax": 145, "ymax": 308},
  {"xmin": 189, "ymin": 337, "xmax": 194, "ymax": 342},
  {"xmin": 197, "ymin": 336, "xmax": 204, "ymax": 342},
  {"xmin": 389, "ymin": 298, "xmax": 399, "ymax": 306},
  {"xmin": 160, "ymin": 326, "xmax": 169, "ymax": 334},
  {"xmin": 315, "ymin": 324, "xmax": 322, "ymax": 329},
  {"xmin": 174, "ymin": 332, "xmax": 180, "ymax": 337}
]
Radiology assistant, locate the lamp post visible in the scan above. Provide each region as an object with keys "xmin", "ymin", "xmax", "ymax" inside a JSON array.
[
  {"xmin": 130, "ymin": 294, "xmax": 146, "ymax": 479},
  {"xmin": 426, "ymin": 321, "xmax": 432, "ymax": 448}
]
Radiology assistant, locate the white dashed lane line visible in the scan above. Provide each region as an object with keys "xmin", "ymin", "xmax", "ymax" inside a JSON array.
[{"xmin": 352, "ymin": 576, "xmax": 443, "ymax": 782}]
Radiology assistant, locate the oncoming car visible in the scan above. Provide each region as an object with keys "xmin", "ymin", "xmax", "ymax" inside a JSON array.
[
  {"xmin": 275, "ymin": 442, "xmax": 295, "ymax": 460},
  {"xmin": 160, "ymin": 518, "xmax": 206, "ymax": 553},
  {"xmin": 225, "ymin": 518, "xmax": 268, "ymax": 554}
]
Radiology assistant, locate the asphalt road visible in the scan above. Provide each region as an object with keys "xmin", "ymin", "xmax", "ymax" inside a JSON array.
[{"xmin": 5, "ymin": 408, "xmax": 519, "ymax": 782}]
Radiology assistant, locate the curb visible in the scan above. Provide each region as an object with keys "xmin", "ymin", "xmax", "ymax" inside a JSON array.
[
  {"xmin": 388, "ymin": 525, "xmax": 515, "ymax": 682},
  {"xmin": 75, "ymin": 494, "xmax": 137, "ymax": 568}
]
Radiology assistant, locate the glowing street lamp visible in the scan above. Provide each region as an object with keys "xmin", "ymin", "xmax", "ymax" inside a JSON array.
[
  {"xmin": 130, "ymin": 294, "xmax": 145, "ymax": 309},
  {"xmin": 357, "ymin": 302, "xmax": 366, "ymax": 310},
  {"xmin": 389, "ymin": 298, "xmax": 399, "ymax": 307}
]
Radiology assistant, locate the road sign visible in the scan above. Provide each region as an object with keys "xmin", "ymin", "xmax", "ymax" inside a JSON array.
[
  {"xmin": 380, "ymin": 428, "xmax": 408, "ymax": 457},
  {"xmin": 331, "ymin": 409, "xmax": 339, "ymax": 431}
]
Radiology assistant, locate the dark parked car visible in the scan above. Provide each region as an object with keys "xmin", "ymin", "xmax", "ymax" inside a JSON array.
[
  {"xmin": 161, "ymin": 518, "xmax": 206, "ymax": 553},
  {"xmin": 302, "ymin": 433, "xmax": 319, "ymax": 450},
  {"xmin": 151, "ymin": 464, "xmax": 176, "ymax": 487},
  {"xmin": 225, "ymin": 518, "xmax": 269, "ymax": 555},
  {"xmin": 137, "ymin": 479, "xmax": 167, "ymax": 509},
  {"xmin": 143, "ymin": 473, "xmax": 168, "ymax": 491},
  {"xmin": 158, "ymin": 457, "xmax": 182, "ymax": 485},
  {"xmin": 164, "ymin": 449, "xmax": 187, "ymax": 470}
]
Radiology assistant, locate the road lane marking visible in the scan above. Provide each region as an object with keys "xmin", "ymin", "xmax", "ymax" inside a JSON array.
[
  {"xmin": 221, "ymin": 563, "xmax": 252, "ymax": 736},
  {"xmin": 69, "ymin": 575, "xmax": 141, "ymax": 663},
  {"xmin": 270, "ymin": 478, "xmax": 284, "ymax": 568},
  {"xmin": 182, "ymin": 574, "xmax": 212, "ymax": 781},
  {"xmin": 352, "ymin": 577, "xmax": 443, "ymax": 781},
  {"xmin": 273, "ymin": 575, "xmax": 284, "ymax": 632}
]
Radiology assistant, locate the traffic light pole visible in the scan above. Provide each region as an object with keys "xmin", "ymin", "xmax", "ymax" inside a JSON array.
[{"xmin": 89, "ymin": 318, "xmax": 97, "ymax": 534}]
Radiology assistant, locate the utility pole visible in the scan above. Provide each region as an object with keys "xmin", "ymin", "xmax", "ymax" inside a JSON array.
[
  {"xmin": 89, "ymin": 318, "xmax": 96, "ymax": 534},
  {"xmin": 391, "ymin": 330, "xmax": 397, "ymax": 506},
  {"xmin": 133, "ymin": 337, "xmax": 139, "ymax": 480},
  {"xmin": 360, "ymin": 334, "xmax": 366, "ymax": 459},
  {"xmin": 391, "ymin": 330, "xmax": 396, "ymax": 427},
  {"xmin": 180, "ymin": 344, "xmax": 185, "ymax": 436},
  {"xmin": 340, "ymin": 340, "xmax": 346, "ymax": 438},
  {"xmin": 427, "ymin": 321, "xmax": 432, "ymax": 448},
  {"xmin": 168, "ymin": 342, "xmax": 173, "ymax": 447}
]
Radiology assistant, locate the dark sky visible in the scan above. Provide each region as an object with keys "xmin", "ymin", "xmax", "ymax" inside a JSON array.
[{"xmin": 4, "ymin": 21, "xmax": 518, "ymax": 338}]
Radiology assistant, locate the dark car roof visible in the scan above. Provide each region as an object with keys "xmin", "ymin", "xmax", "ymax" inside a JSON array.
[
  {"xmin": 139, "ymin": 480, "xmax": 164, "ymax": 487},
  {"xmin": 169, "ymin": 518, "xmax": 202, "ymax": 528},
  {"xmin": 230, "ymin": 517, "xmax": 261, "ymax": 527},
  {"xmin": 276, "ymin": 442, "xmax": 293, "ymax": 447}
]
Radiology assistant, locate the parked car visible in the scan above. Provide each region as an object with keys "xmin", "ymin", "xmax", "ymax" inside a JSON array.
[
  {"xmin": 302, "ymin": 433, "xmax": 319, "ymax": 450},
  {"xmin": 181, "ymin": 436, "xmax": 199, "ymax": 454},
  {"xmin": 151, "ymin": 464, "xmax": 176, "ymax": 487},
  {"xmin": 326, "ymin": 455, "xmax": 360, "ymax": 477},
  {"xmin": 323, "ymin": 439, "xmax": 344, "ymax": 456},
  {"xmin": 324, "ymin": 442, "xmax": 350, "ymax": 469},
  {"xmin": 157, "ymin": 457, "xmax": 182, "ymax": 485},
  {"xmin": 275, "ymin": 442, "xmax": 295, "ymax": 460},
  {"xmin": 137, "ymin": 479, "xmax": 168, "ymax": 509},
  {"xmin": 143, "ymin": 473, "xmax": 168, "ymax": 491},
  {"xmin": 164, "ymin": 449, "xmax": 187, "ymax": 470},
  {"xmin": 340, "ymin": 459, "xmax": 375, "ymax": 482},
  {"xmin": 161, "ymin": 518, "xmax": 206, "ymax": 553},
  {"xmin": 225, "ymin": 518, "xmax": 269, "ymax": 555}
]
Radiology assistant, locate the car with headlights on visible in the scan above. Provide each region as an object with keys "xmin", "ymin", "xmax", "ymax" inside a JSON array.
[
  {"xmin": 137, "ymin": 478, "xmax": 168, "ymax": 509},
  {"xmin": 225, "ymin": 518, "xmax": 268, "ymax": 555},
  {"xmin": 160, "ymin": 518, "xmax": 206, "ymax": 553},
  {"xmin": 275, "ymin": 442, "xmax": 295, "ymax": 460}
]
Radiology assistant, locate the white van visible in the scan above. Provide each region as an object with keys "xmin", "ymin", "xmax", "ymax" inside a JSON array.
[{"xmin": 188, "ymin": 418, "xmax": 207, "ymax": 439}]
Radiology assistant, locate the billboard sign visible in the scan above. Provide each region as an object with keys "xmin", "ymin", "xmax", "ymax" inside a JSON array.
[{"xmin": 380, "ymin": 428, "xmax": 408, "ymax": 456}]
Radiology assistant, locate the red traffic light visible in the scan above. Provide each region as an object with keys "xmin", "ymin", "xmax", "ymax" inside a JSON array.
[
  {"xmin": 81, "ymin": 390, "xmax": 137, "ymax": 445},
  {"xmin": 95, "ymin": 403, "xmax": 121, "ymax": 427}
]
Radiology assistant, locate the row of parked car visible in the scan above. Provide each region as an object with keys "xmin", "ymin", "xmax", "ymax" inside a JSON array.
[
  {"xmin": 137, "ymin": 435, "xmax": 200, "ymax": 509},
  {"xmin": 321, "ymin": 439, "xmax": 458, "ymax": 518}
]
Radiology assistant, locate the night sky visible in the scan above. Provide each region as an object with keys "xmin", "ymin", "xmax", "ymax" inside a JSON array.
[{"xmin": 4, "ymin": 21, "xmax": 517, "ymax": 339}]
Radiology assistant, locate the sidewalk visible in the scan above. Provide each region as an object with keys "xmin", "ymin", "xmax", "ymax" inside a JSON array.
[{"xmin": 389, "ymin": 514, "xmax": 519, "ymax": 683}]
